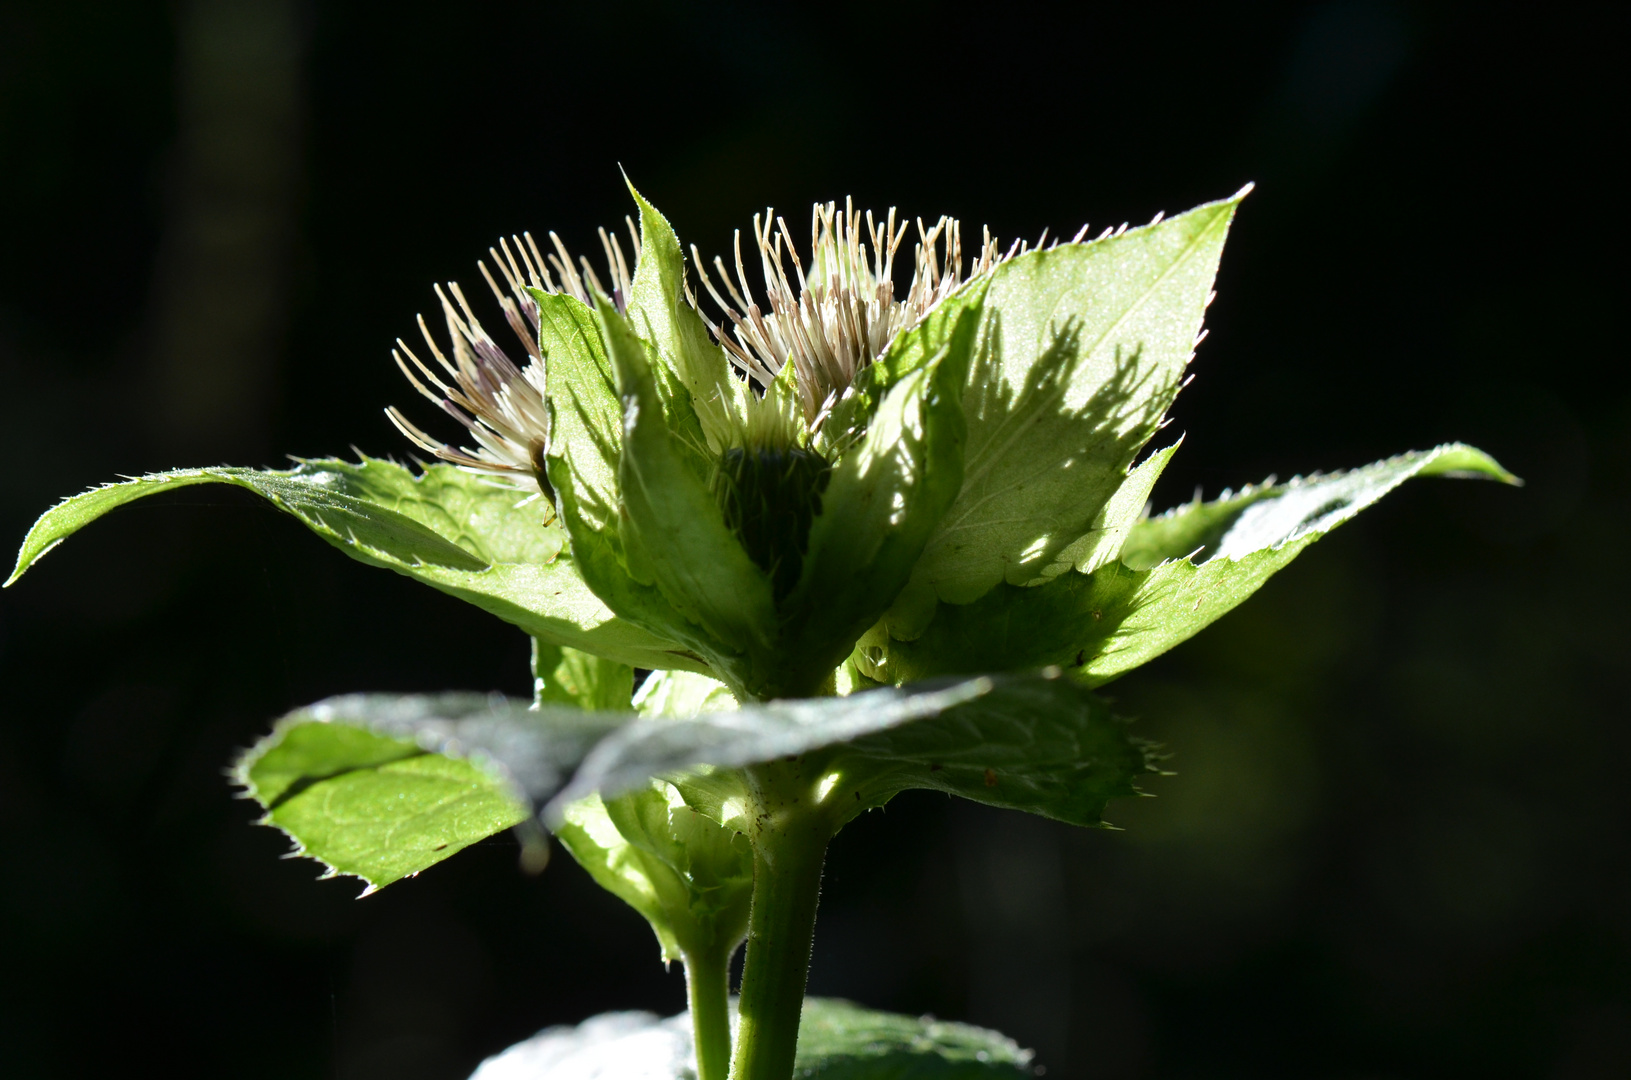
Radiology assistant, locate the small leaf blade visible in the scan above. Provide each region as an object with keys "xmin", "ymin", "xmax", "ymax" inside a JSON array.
[
  {"xmin": 622, "ymin": 180, "xmax": 747, "ymax": 454},
  {"xmin": 235, "ymin": 712, "xmax": 529, "ymax": 893}
]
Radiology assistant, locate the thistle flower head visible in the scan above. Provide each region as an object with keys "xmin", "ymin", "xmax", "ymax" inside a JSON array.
[
  {"xmin": 372, "ymin": 185, "xmax": 1249, "ymax": 702},
  {"xmin": 690, "ymin": 199, "xmax": 1003, "ymax": 427},
  {"xmin": 385, "ymin": 224, "xmax": 638, "ymax": 494}
]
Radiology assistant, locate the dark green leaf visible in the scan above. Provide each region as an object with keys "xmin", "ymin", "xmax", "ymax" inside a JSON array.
[{"xmin": 837, "ymin": 674, "xmax": 1159, "ymax": 828}]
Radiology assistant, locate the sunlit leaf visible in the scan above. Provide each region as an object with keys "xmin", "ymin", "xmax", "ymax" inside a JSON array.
[
  {"xmin": 234, "ymin": 703, "xmax": 532, "ymax": 893},
  {"xmin": 771, "ymin": 297, "xmax": 979, "ymax": 698},
  {"xmin": 555, "ymin": 784, "xmax": 753, "ymax": 962},
  {"xmin": 623, "ymin": 180, "xmax": 748, "ymax": 455},
  {"xmin": 597, "ymin": 293, "xmax": 776, "ymax": 686},
  {"xmin": 870, "ymin": 443, "xmax": 1517, "ymax": 685},
  {"xmin": 5, "ymin": 457, "xmax": 701, "ymax": 672},
  {"xmin": 895, "ymin": 193, "xmax": 1246, "ymax": 623}
]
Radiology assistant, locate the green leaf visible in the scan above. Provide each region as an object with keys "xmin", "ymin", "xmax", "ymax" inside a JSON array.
[
  {"xmin": 6, "ymin": 457, "xmax": 702, "ymax": 672},
  {"xmin": 835, "ymin": 673, "xmax": 1159, "ymax": 828},
  {"xmin": 793, "ymin": 998, "xmax": 1035, "ymax": 1079},
  {"xmin": 1043, "ymin": 440, "xmax": 1180, "ymax": 578},
  {"xmin": 533, "ymin": 640, "xmax": 635, "ymax": 711},
  {"xmin": 547, "ymin": 677, "xmax": 995, "ymax": 823},
  {"xmin": 633, "ymin": 669, "xmax": 739, "ymax": 718},
  {"xmin": 528, "ymin": 288, "xmax": 711, "ymax": 668},
  {"xmin": 870, "ymin": 443, "xmax": 1516, "ymax": 686},
  {"xmin": 623, "ymin": 179, "xmax": 747, "ymax": 454},
  {"xmin": 235, "ymin": 705, "xmax": 530, "ymax": 893},
  {"xmin": 552, "ymin": 666, "xmax": 751, "ymax": 962},
  {"xmin": 814, "ymin": 279, "xmax": 986, "ymax": 458},
  {"xmin": 899, "ymin": 193, "xmax": 1246, "ymax": 621},
  {"xmin": 554, "ymin": 784, "xmax": 753, "ymax": 962},
  {"xmin": 529, "ymin": 288, "xmax": 623, "ymax": 534},
  {"xmin": 769, "ymin": 296, "xmax": 979, "ymax": 699},
  {"xmin": 269, "ymin": 691, "xmax": 627, "ymax": 801},
  {"xmin": 468, "ymin": 999, "xmax": 1033, "ymax": 1080},
  {"xmin": 597, "ymin": 293, "xmax": 777, "ymax": 685}
]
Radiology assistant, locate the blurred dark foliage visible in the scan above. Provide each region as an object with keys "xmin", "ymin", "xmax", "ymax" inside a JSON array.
[{"xmin": 1, "ymin": 1, "xmax": 1624, "ymax": 1077}]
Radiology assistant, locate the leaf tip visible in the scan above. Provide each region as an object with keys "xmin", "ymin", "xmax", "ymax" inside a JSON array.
[{"xmin": 6, "ymin": 536, "xmax": 61, "ymax": 587}]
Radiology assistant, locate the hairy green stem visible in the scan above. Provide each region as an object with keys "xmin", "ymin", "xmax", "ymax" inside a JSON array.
[
  {"xmin": 729, "ymin": 762, "xmax": 835, "ymax": 1080},
  {"xmin": 685, "ymin": 945, "xmax": 734, "ymax": 1080}
]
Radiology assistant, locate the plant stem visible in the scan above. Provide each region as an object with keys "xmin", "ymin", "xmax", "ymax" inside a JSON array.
[
  {"xmin": 729, "ymin": 763, "xmax": 834, "ymax": 1080},
  {"xmin": 685, "ymin": 944, "xmax": 734, "ymax": 1080}
]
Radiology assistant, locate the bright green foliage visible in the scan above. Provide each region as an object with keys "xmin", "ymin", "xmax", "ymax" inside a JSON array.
[
  {"xmin": 235, "ymin": 711, "xmax": 528, "ymax": 893},
  {"xmin": 554, "ymin": 785, "xmax": 753, "ymax": 963},
  {"xmin": 900, "ymin": 196, "xmax": 1241, "ymax": 615},
  {"xmin": 9, "ymin": 181, "xmax": 1520, "ymax": 1080},
  {"xmin": 865, "ymin": 443, "xmax": 1515, "ymax": 687},
  {"xmin": 596, "ymin": 293, "xmax": 778, "ymax": 689},
  {"xmin": 622, "ymin": 179, "xmax": 748, "ymax": 455},
  {"xmin": 4, "ymin": 458, "xmax": 701, "ymax": 672},
  {"xmin": 532, "ymin": 638, "xmax": 635, "ymax": 712}
]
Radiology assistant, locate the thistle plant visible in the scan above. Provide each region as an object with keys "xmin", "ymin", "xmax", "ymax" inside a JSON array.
[{"xmin": 6, "ymin": 179, "xmax": 1512, "ymax": 1080}]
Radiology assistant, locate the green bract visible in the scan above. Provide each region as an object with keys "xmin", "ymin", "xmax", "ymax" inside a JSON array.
[{"xmin": 8, "ymin": 181, "xmax": 1515, "ymax": 1080}]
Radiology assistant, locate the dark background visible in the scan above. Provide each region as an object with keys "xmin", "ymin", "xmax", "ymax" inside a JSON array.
[{"xmin": 1, "ymin": 1, "xmax": 1624, "ymax": 1077}]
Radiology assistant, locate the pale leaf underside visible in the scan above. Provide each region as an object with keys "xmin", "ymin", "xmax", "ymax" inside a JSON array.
[{"xmin": 469, "ymin": 997, "xmax": 1033, "ymax": 1080}]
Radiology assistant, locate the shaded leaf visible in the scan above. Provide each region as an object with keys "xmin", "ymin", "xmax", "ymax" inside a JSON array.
[
  {"xmin": 771, "ymin": 297, "xmax": 979, "ymax": 698},
  {"xmin": 468, "ymin": 998, "xmax": 1034, "ymax": 1080},
  {"xmin": 837, "ymin": 674, "xmax": 1159, "ymax": 828}
]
